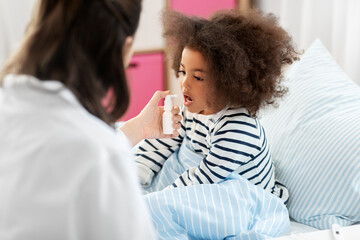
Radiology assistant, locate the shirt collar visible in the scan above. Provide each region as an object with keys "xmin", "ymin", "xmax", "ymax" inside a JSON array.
[{"xmin": 3, "ymin": 74, "xmax": 82, "ymax": 108}]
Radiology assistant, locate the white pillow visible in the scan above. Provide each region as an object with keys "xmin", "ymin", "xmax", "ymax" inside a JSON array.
[{"xmin": 260, "ymin": 39, "xmax": 360, "ymax": 230}]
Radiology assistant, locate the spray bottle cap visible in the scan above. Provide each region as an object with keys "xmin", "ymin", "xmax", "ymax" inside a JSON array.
[{"xmin": 164, "ymin": 95, "xmax": 177, "ymax": 111}]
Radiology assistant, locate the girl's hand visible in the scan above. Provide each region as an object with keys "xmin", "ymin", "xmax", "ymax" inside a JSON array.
[{"xmin": 120, "ymin": 91, "xmax": 182, "ymax": 146}]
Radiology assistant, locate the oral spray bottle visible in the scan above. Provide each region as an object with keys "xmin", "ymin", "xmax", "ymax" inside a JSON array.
[{"xmin": 163, "ymin": 95, "xmax": 177, "ymax": 135}]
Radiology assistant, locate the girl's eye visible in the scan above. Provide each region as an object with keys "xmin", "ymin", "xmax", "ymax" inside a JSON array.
[
  {"xmin": 178, "ymin": 70, "xmax": 186, "ymax": 76},
  {"xmin": 194, "ymin": 76, "xmax": 204, "ymax": 81}
]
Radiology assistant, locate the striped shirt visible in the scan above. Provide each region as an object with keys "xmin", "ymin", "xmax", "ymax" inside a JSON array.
[{"xmin": 135, "ymin": 106, "xmax": 288, "ymax": 203}]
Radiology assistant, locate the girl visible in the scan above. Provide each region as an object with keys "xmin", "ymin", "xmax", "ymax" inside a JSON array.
[{"xmin": 136, "ymin": 9, "xmax": 298, "ymax": 204}]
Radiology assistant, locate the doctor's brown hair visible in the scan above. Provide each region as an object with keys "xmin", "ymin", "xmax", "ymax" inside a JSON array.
[
  {"xmin": 0, "ymin": 0, "xmax": 141, "ymax": 123},
  {"xmin": 163, "ymin": 9, "xmax": 299, "ymax": 117}
]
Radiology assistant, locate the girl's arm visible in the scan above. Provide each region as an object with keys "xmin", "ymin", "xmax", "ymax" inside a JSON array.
[{"xmin": 134, "ymin": 106, "xmax": 186, "ymax": 187}]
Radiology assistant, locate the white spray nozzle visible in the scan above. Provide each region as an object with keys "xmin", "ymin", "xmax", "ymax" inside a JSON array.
[{"xmin": 164, "ymin": 95, "xmax": 177, "ymax": 111}]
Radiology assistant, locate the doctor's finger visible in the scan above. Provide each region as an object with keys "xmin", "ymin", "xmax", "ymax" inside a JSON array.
[
  {"xmin": 171, "ymin": 105, "xmax": 180, "ymax": 114},
  {"xmin": 171, "ymin": 130, "xmax": 179, "ymax": 138},
  {"xmin": 148, "ymin": 90, "xmax": 170, "ymax": 106},
  {"xmin": 173, "ymin": 122, "xmax": 181, "ymax": 130},
  {"xmin": 172, "ymin": 114, "xmax": 182, "ymax": 123}
]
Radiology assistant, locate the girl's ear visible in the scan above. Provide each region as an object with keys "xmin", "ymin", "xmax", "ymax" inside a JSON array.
[{"xmin": 123, "ymin": 36, "xmax": 134, "ymax": 68}]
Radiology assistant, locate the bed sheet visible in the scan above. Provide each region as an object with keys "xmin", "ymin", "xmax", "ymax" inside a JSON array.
[
  {"xmin": 276, "ymin": 223, "xmax": 360, "ymax": 240},
  {"xmin": 283, "ymin": 220, "xmax": 318, "ymax": 236}
]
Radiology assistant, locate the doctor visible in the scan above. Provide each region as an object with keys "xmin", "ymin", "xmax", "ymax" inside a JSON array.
[{"xmin": 0, "ymin": 0, "xmax": 180, "ymax": 239}]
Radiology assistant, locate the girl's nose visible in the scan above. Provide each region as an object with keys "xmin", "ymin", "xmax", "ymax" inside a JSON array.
[{"xmin": 180, "ymin": 76, "xmax": 190, "ymax": 90}]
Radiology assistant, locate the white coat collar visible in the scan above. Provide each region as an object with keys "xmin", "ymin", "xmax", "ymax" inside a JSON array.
[{"xmin": 2, "ymin": 74, "xmax": 82, "ymax": 108}]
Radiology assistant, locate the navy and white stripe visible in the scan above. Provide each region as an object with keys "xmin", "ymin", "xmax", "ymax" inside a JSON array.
[{"xmin": 135, "ymin": 106, "xmax": 289, "ymax": 203}]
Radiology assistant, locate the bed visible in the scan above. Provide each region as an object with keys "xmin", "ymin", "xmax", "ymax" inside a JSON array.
[{"xmin": 277, "ymin": 221, "xmax": 360, "ymax": 239}]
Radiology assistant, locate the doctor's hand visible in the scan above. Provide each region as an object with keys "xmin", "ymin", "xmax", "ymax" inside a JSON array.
[{"xmin": 120, "ymin": 91, "xmax": 181, "ymax": 146}]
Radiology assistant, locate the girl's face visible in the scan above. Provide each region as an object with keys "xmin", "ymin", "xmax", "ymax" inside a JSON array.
[{"xmin": 178, "ymin": 47, "xmax": 219, "ymax": 115}]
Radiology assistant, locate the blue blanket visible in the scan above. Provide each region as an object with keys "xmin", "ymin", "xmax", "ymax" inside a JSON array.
[{"xmin": 143, "ymin": 138, "xmax": 290, "ymax": 239}]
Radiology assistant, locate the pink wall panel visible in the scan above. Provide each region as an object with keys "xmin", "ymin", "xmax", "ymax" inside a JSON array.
[
  {"xmin": 170, "ymin": 0, "xmax": 237, "ymax": 18},
  {"xmin": 120, "ymin": 53, "xmax": 164, "ymax": 121}
]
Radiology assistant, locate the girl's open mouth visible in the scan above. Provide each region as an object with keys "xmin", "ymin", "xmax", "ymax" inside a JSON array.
[{"xmin": 183, "ymin": 94, "xmax": 193, "ymax": 106}]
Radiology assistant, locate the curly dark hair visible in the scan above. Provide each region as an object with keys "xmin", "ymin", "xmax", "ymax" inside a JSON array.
[{"xmin": 162, "ymin": 9, "xmax": 299, "ymax": 117}]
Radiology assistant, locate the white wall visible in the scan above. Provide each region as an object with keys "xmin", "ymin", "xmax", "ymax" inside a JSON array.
[
  {"xmin": 255, "ymin": 0, "xmax": 360, "ymax": 85},
  {"xmin": 0, "ymin": 0, "xmax": 37, "ymax": 69},
  {"xmin": 132, "ymin": 0, "xmax": 165, "ymax": 51}
]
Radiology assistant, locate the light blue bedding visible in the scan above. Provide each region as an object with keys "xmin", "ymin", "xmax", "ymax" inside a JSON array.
[{"xmin": 142, "ymin": 138, "xmax": 290, "ymax": 239}]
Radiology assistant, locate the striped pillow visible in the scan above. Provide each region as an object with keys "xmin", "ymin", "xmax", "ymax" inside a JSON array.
[{"xmin": 260, "ymin": 39, "xmax": 360, "ymax": 230}]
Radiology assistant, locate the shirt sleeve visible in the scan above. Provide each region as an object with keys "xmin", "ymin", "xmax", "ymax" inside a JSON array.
[
  {"xmin": 134, "ymin": 106, "xmax": 186, "ymax": 186},
  {"xmin": 171, "ymin": 112, "xmax": 261, "ymax": 187},
  {"xmin": 74, "ymin": 137, "xmax": 157, "ymax": 240}
]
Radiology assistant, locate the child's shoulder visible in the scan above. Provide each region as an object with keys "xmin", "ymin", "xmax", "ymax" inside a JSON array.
[
  {"xmin": 181, "ymin": 106, "xmax": 260, "ymax": 132},
  {"xmin": 213, "ymin": 107, "xmax": 259, "ymax": 132},
  {"xmin": 219, "ymin": 107, "xmax": 255, "ymax": 122}
]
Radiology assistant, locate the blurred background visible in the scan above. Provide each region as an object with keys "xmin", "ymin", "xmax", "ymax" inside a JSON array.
[{"xmin": 1, "ymin": 0, "xmax": 359, "ymax": 121}]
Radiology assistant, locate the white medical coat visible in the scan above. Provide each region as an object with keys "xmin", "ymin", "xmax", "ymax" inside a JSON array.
[{"xmin": 0, "ymin": 74, "xmax": 156, "ymax": 240}]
